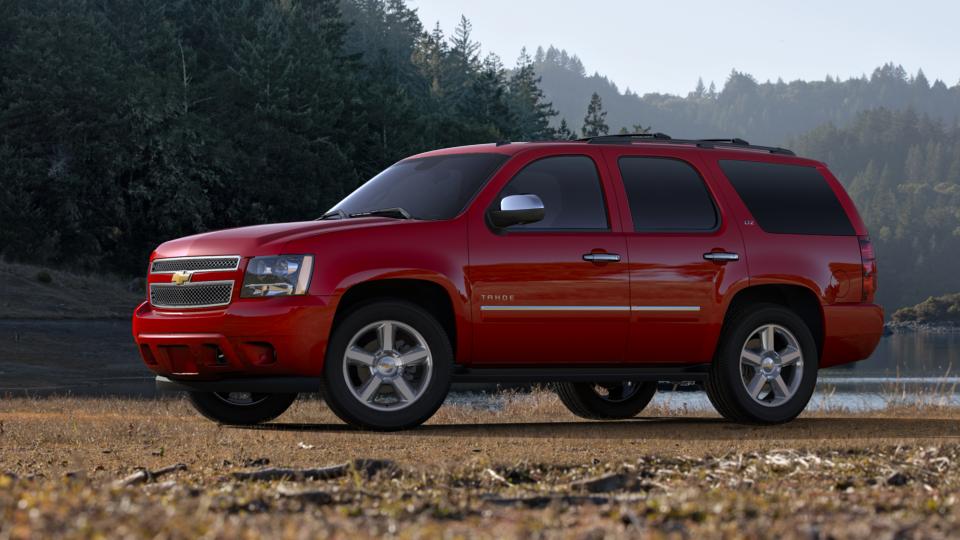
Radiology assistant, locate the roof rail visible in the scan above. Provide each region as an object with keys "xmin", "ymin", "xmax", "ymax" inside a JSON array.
[
  {"xmin": 581, "ymin": 132, "xmax": 795, "ymax": 156},
  {"xmin": 581, "ymin": 132, "xmax": 672, "ymax": 143}
]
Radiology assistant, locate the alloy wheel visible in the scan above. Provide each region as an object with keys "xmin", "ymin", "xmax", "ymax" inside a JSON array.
[
  {"xmin": 591, "ymin": 382, "xmax": 642, "ymax": 403},
  {"xmin": 738, "ymin": 324, "xmax": 804, "ymax": 407},
  {"xmin": 213, "ymin": 392, "xmax": 269, "ymax": 406},
  {"xmin": 342, "ymin": 320, "xmax": 434, "ymax": 411}
]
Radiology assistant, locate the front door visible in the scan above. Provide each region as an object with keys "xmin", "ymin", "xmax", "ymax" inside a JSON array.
[
  {"xmin": 467, "ymin": 152, "xmax": 629, "ymax": 365},
  {"xmin": 604, "ymin": 148, "xmax": 748, "ymax": 364}
]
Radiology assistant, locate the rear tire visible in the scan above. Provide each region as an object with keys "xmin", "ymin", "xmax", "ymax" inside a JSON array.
[
  {"xmin": 556, "ymin": 381, "xmax": 657, "ymax": 420},
  {"xmin": 705, "ymin": 303, "xmax": 818, "ymax": 424},
  {"xmin": 188, "ymin": 392, "xmax": 296, "ymax": 425},
  {"xmin": 320, "ymin": 300, "xmax": 452, "ymax": 431}
]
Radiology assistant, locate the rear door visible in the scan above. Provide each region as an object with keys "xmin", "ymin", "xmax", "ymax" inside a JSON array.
[
  {"xmin": 467, "ymin": 149, "xmax": 629, "ymax": 365},
  {"xmin": 604, "ymin": 147, "xmax": 748, "ymax": 364}
]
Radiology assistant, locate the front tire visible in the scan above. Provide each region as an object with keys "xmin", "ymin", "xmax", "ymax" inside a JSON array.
[
  {"xmin": 705, "ymin": 303, "xmax": 818, "ymax": 424},
  {"xmin": 556, "ymin": 381, "xmax": 657, "ymax": 420},
  {"xmin": 187, "ymin": 392, "xmax": 296, "ymax": 425},
  {"xmin": 320, "ymin": 300, "xmax": 452, "ymax": 431}
]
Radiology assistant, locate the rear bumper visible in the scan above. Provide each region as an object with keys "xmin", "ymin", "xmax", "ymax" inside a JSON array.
[
  {"xmin": 132, "ymin": 295, "xmax": 336, "ymax": 380},
  {"xmin": 821, "ymin": 303, "xmax": 884, "ymax": 368}
]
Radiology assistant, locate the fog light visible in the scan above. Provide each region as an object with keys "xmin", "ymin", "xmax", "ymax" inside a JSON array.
[{"xmin": 242, "ymin": 342, "xmax": 277, "ymax": 366}]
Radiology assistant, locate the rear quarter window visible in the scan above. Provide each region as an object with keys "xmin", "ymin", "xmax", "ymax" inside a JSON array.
[
  {"xmin": 719, "ymin": 160, "xmax": 855, "ymax": 236},
  {"xmin": 618, "ymin": 157, "xmax": 718, "ymax": 231}
]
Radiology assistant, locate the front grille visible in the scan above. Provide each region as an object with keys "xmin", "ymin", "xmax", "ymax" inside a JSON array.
[
  {"xmin": 151, "ymin": 256, "xmax": 240, "ymax": 274},
  {"xmin": 150, "ymin": 281, "xmax": 234, "ymax": 309}
]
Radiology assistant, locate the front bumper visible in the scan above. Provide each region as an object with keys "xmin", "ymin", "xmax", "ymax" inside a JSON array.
[{"xmin": 133, "ymin": 295, "xmax": 336, "ymax": 380}]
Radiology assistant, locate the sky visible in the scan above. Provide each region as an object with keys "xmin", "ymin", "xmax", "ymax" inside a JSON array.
[{"xmin": 408, "ymin": 0, "xmax": 960, "ymax": 96}]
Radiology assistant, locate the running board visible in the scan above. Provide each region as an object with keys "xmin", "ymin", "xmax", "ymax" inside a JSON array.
[
  {"xmin": 156, "ymin": 365, "xmax": 710, "ymax": 393},
  {"xmin": 156, "ymin": 376, "xmax": 321, "ymax": 394},
  {"xmin": 451, "ymin": 365, "xmax": 709, "ymax": 384}
]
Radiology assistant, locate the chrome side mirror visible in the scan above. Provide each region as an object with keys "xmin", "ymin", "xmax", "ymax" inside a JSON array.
[{"xmin": 488, "ymin": 194, "xmax": 545, "ymax": 228}]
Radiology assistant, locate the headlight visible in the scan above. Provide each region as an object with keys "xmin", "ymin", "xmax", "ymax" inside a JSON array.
[{"xmin": 241, "ymin": 255, "xmax": 313, "ymax": 298}]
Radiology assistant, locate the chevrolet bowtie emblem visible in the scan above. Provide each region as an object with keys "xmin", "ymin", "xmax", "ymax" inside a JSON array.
[{"xmin": 171, "ymin": 270, "xmax": 193, "ymax": 286}]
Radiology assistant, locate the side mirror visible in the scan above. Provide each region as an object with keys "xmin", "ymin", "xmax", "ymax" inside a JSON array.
[{"xmin": 489, "ymin": 194, "xmax": 545, "ymax": 228}]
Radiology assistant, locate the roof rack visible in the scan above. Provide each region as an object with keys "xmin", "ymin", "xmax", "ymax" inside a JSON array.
[
  {"xmin": 580, "ymin": 132, "xmax": 672, "ymax": 143},
  {"xmin": 581, "ymin": 132, "xmax": 795, "ymax": 156}
]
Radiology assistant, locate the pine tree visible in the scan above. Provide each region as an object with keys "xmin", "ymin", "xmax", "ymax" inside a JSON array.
[
  {"xmin": 693, "ymin": 77, "xmax": 706, "ymax": 98},
  {"xmin": 507, "ymin": 48, "xmax": 557, "ymax": 140},
  {"xmin": 581, "ymin": 92, "xmax": 608, "ymax": 137},
  {"xmin": 556, "ymin": 118, "xmax": 575, "ymax": 140}
]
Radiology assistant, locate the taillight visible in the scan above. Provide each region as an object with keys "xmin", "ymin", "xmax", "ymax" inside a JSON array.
[{"xmin": 859, "ymin": 236, "xmax": 877, "ymax": 303}]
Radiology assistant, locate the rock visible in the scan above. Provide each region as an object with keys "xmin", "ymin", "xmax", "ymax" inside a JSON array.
[
  {"xmin": 569, "ymin": 472, "xmax": 632, "ymax": 493},
  {"xmin": 232, "ymin": 459, "xmax": 396, "ymax": 482},
  {"xmin": 887, "ymin": 472, "xmax": 909, "ymax": 486},
  {"xmin": 482, "ymin": 495, "xmax": 610, "ymax": 508},
  {"xmin": 277, "ymin": 486, "xmax": 334, "ymax": 505},
  {"xmin": 114, "ymin": 463, "xmax": 187, "ymax": 487},
  {"xmin": 835, "ymin": 477, "xmax": 855, "ymax": 490}
]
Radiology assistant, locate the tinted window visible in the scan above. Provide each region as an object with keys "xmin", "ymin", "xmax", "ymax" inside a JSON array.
[
  {"xmin": 498, "ymin": 156, "xmax": 608, "ymax": 230},
  {"xmin": 619, "ymin": 157, "xmax": 718, "ymax": 231},
  {"xmin": 720, "ymin": 160, "xmax": 854, "ymax": 236},
  {"xmin": 331, "ymin": 153, "xmax": 508, "ymax": 220}
]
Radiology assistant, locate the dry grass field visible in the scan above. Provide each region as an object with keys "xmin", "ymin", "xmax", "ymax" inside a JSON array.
[
  {"xmin": 2, "ymin": 391, "xmax": 960, "ymax": 539},
  {"xmin": 0, "ymin": 262, "xmax": 142, "ymax": 320}
]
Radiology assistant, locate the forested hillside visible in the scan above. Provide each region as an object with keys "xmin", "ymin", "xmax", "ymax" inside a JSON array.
[
  {"xmin": 793, "ymin": 109, "xmax": 960, "ymax": 309},
  {"xmin": 534, "ymin": 46, "xmax": 960, "ymax": 145},
  {"xmin": 0, "ymin": 0, "xmax": 556, "ymax": 275},
  {"xmin": 0, "ymin": 1, "xmax": 957, "ymax": 310}
]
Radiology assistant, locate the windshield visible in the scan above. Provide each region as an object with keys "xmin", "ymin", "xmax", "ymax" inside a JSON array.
[{"xmin": 329, "ymin": 153, "xmax": 508, "ymax": 220}]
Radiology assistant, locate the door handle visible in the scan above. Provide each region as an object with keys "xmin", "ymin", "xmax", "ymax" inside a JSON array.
[
  {"xmin": 583, "ymin": 253, "xmax": 621, "ymax": 263},
  {"xmin": 703, "ymin": 252, "xmax": 739, "ymax": 262}
]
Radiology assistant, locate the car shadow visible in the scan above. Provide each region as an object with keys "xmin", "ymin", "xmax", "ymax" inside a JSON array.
[{"xmin": 236, "ymin": 416, "xmax": 960, "ymax": 441}]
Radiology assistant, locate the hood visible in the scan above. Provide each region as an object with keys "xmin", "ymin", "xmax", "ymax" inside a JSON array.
[{"xmin": 152, "ymin": 218, "xmax": 402, "ymax": 259}]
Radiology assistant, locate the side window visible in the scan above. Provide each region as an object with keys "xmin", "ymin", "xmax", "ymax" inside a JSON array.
[
  {"xmin": 719, "ymin": 160, "xmax": 855, "ymax": 236},
  {"xmin": 619, "ymin": 157, "xmax": 718, "ymax": 231},
  {"xmin": 497, "ymin": 155, "xmax": 608, "ymax": 230}
]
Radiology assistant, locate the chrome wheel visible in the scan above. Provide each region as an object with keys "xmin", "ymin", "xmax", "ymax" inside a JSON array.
[
  {"xmin": 213, "ymin": 392, "xmax": 268, "ymax": 406},
  {"xmin": 739, "ymin": 324, "xmax": 804, "ymax": 407},
  {"xmin": 342, "ymin": 320, "xmax": 433, "ymax": 412},
  {"xmin": 591, "ymin": 382, "xmax": 642, "ymax": 403}
]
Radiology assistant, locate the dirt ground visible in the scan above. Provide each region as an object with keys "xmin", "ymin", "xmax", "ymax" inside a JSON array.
[{"xmin": 2, "ymin": 393, "xmax": 960, "ymax": 539}]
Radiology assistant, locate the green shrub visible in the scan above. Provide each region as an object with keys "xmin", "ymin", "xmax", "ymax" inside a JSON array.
[{"xmin": 891, "ymin": 293, "xmax": 960, "ymax": 324}]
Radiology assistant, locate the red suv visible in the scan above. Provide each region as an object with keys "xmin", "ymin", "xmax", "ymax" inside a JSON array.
[{"xmin": 133, "ymin": 134, "xmax": 883, "ymax": 430}]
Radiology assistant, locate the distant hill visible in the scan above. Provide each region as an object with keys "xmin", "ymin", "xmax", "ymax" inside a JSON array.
[
  {"xmin": 793, "ymin": 108, "xmax": 960, "ymax": 310},
  {"xmin": 533, "ymin": 46, "xmax": 960, "ymax": 145}
]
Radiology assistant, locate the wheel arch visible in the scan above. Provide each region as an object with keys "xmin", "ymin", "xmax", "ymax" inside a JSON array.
[
  {"xmin": 331, "ymin": 277, "xmax": 461, "ymax": 358},
  {"xmin": 720, "ymin": 284, "xmax": 825, "ymax": 359}
]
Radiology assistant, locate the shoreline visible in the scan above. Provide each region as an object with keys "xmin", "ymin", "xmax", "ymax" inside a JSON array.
[{"xmin": 884, "ymin": 321, "xmax": 960, "ymax": 334}]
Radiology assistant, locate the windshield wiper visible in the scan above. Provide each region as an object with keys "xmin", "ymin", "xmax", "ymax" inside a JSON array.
[
  {"xmin": 317, "ymin": 209, "xmax": 347, "ymax": 220},
  {"xmin": 349, "ymin": 207, "xmax": 412, "ymax": 220}
]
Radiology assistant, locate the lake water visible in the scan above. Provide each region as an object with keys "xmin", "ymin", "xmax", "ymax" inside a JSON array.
[{"xmin": 825, "ymin": 331, "xmax": 960, "ymax": 379}]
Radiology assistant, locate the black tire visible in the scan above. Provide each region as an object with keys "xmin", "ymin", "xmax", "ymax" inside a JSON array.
[
  {"xmin": 555, "ymin": 381, "xmax": 657, "ymax": 420},
  {"xmin": 705, "ymin": 303, "xmax": 818, "ymax": 424},
  {"xmin": 187, "ymin": 392, "xmax": 297, "ymax": 425},
  {"xmin": 320, "ymin": 300, "xmax": 452, "ymax": 431}
]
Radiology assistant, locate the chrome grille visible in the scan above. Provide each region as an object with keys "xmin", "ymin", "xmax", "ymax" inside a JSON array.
[
  {"xmin": 151, "ymin": 256, "xmax": 241, "ymax": 274},
  {"xmin": 150, "ymin": 281, "xmax": 234, "ymax": 309}
]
